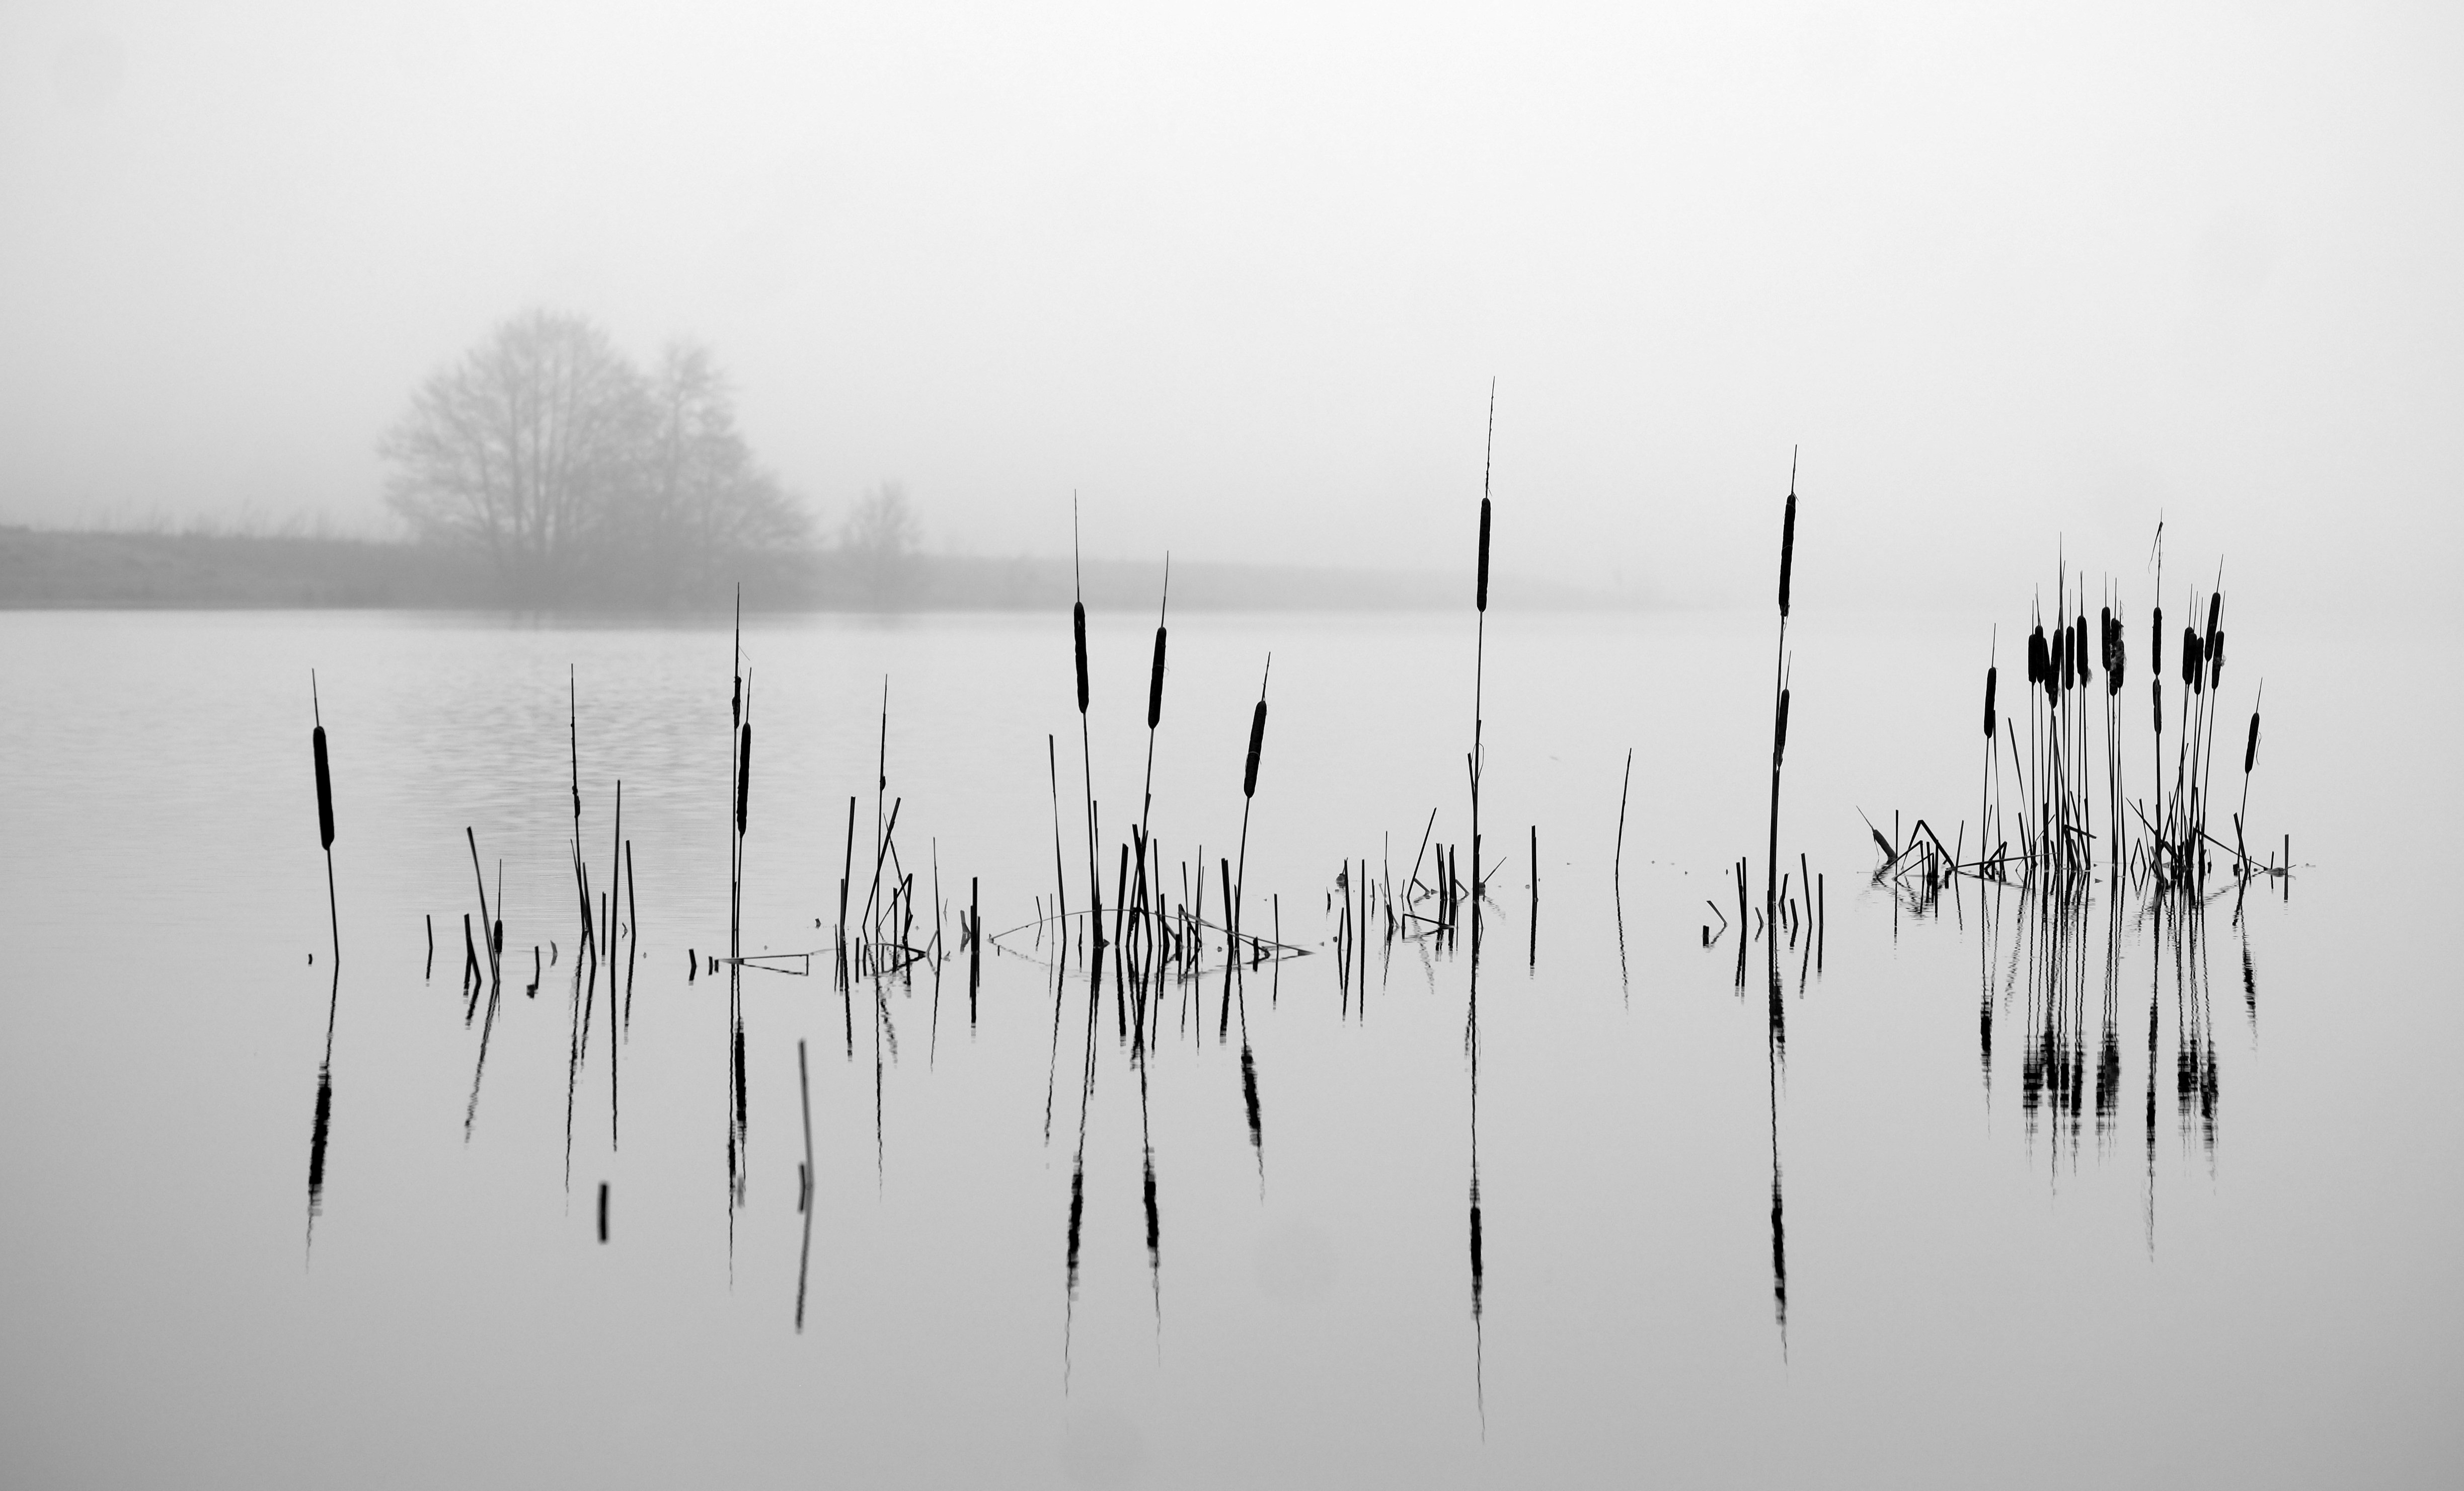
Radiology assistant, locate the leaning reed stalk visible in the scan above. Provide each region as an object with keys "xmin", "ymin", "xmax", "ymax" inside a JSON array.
[
  {"xmin": 2236, "ymin": 681, "xmax": 2263, "ymax": 867},
  {"xmin": 1131, "ymin": 558, "xmax": 1170, "ymax": 958},
  {"xmin": 1613, "ymin": 747, "xmax": 1634, "ymax": 881}
]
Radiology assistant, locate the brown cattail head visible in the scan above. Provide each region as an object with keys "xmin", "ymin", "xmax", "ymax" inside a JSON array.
[
  {"xmin": 2204, "ymin": 592, "xmax": 2222, "ymax": 650},
  {"xmin": 2150, "ymin": 606, "xmax": 2164, "ymax": 677},
  {"xmin": 2045, "ymin": 626, "xmax": 2063, "ymax": 702},
  {"xmin": 2244, "ymin": 711, "xmax": 2260, "ymax": 775},
  {"xmin": 312, "ymin": 724, "xmax": 335, "ymax": 850},
  {"xmin": 2074, "ymin": 615, "xmax": 2090, "ymax": 685},
  {"xmin": 2181, "ymin": 627, "xmax": 2199, "ymax": 688},
  {"xmin": 1773, "ymin": 688, "xmax": 1791, "ymax": 767},
  {"xmin": 735, "ymin": 723, "xmax": 752, "ymax": 835},
  {"xmin": 1983, "ymin": 666, "xmax": 1998, "ymax": 738},
  {"xmin": 2100, "ymin": 606, "xmax": 2114, "ymax": 672},
  {"xmin": 2028, "ymin": 626, "xmax": 2047, "ymax": 686},
  {"xmin": 2108, "ymin": 613, "xmax": 2126, "ymax": 695},
  {"xmin": 1777, "ymin": 493, "xmax": 1797, "ymax": 618},
  {"xmin": 2152, "ymin": 678, "xmax": 2163, "ymax": 733},
  {"xmin": 1072, "ymin": 602, "xmax": 1090, "ymax": 714},
  {"xmin": 1243, "ymin": 701, "xmax": 1268, "ymax": 798},
  {"xmin": 1476, "ymin": 497, "xmax": 1492, "ymax": 613},
  {"xmin": 2209, "ymin": 629, "xmax": 2224, "ymax": 688},
  {"xmin": 1147, "ymin": 625, "xmax": 1167, "ymax": 730}
]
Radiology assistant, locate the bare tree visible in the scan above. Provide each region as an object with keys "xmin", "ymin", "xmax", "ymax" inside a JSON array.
[
  {"xmin": 840, "ymin": 481, "xmax": 919, "ymax": 606},
  {"xmin": 635, "ymin": 343, "xmax": 808, "ymax": 600},
  {"xmin": 381, "ymin": 311, "xmax": 809, "ymax": 603},
  {"xmin": 380, "ymin": 309, "xmax": 646, "ymax": 597}
]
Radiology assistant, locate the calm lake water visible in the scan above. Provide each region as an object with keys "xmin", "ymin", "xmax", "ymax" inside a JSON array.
[{"xmin": 1, "ymin": 606, "xmax": 2454, "ymax": 1487}]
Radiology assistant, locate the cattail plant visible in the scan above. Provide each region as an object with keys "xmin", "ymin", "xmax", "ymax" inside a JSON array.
[
  {"xmin": 304, "ymin": 673, "xmax": 342, "ymax": 1246},
  {"xmin": 1765, "ymin": 452, "xmax": 1798, "ymax": 916},
  {"xmin": 1468, "ymin": 382, "xmax": 1496, "ymax": 951},
  {"xmin": 310, "ymin": 673, "xmax": 339, "ymax": 970},
  {"xmin": 1129, "ymin": 559, "xmax": 1171, "ymax": 961},
  {"xmin": 1980, "ymin": 653, "xmax": 1998, "ymax": 872},
  {"xmin": 1072, "ymin": 497, "xmax": 1101, "ymax": 953},
  {"xmin": 2237, "ymin": 684, "xmax": 2263, "ymax": 871},
  {"xmin": 1232, "ymin": 657, "xmax": 1271, "ymax": 962}
]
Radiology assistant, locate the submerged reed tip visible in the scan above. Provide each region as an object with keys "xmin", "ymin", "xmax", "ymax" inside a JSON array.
[
  {"xmin": 1147, "ymin": 625, "xmax": 1167, "ymax": 730},
  {"xmin": 1982, "ymin": 666, "xmax": 1998, "ymax": 738},
  {"xmin": 1476, "ymin": 497, "xmax": 1492, "ymax": 612},
  {"xmin": 1072, "ymin": 601, "xmax": 1090, "ymax": 714},
  {"xmin": 311, "ymin": 724, "xmax": 335, "ymax": 851},
  {"xmin": 1777, "ymin": 493, "xmax": 1797, "ymax": 617}
]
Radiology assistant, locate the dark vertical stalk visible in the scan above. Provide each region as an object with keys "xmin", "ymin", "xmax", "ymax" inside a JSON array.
[
  {"xmin": 1234, "ymin": 658, "xmax": 1271, "ymax": 962},
  {"xmin": 1766, "ymin": 453, "xmax": 1797, "ymax": 917},
  {"xmin": 623, "ymin": 840, "xmax": 637, "ymax": 1030},
  {"xmin": 1613, "ymin": 747, "xmax": 1633, "ymax": 880},
  {"xmin": 1047, "ymin": 735, "xmax": 1068, "ymax": 962},
  {"xmin": 1073, "ymin": 499, "xmax": 1100, "ymax": 954},
  {"xmin": 1470, "ymin": 383, "xmax": 1495, "ymax": 953}
]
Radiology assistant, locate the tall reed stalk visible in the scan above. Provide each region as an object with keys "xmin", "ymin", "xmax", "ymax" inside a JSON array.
[
  {"xmin": 1765, "ymin": 454, "xmax": 1797, "ymax": 917},
  {"xmin": 1469, "ymin": 382, "xmax": 1495, "ymax": 952},
  {"xmin": 1233, "ymin": 658, "xmax": 1271, "ymax": 961}
]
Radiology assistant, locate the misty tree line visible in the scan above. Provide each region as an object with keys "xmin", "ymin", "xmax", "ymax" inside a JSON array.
[{"xmin": 381, "ymin": 309, "xmax": 917, "ymax": 603}]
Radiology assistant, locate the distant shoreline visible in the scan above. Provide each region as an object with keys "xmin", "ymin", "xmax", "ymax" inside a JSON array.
[{"xmin": 0, "ymin": 527, "xmax": 1638, "ymax": 613}]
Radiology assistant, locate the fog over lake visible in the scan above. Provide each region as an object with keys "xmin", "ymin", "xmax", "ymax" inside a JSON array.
[{"xmin": 3, "ymin": 3, "xmax": 2460, "ymax": 1486}]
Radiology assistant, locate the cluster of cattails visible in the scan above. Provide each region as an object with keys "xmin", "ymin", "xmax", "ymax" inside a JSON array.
[
  {"xmin": 1025, "ymin": 535, "xmax": 1288, "ymax": 1080},
  {"xmin": 1932, "ymin": 535, "xmax": 2276, "ymax": 898}
]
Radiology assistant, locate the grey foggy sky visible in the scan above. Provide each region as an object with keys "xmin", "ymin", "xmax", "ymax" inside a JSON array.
[{"xmin": 2, "ymin": 1, "xmax": 2457, "ymax": 609}]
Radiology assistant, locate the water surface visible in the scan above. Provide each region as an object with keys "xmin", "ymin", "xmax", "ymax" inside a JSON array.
[{"xmin": 1, "ymin": 607, "xmax": 2453, "ymax": 1487}]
